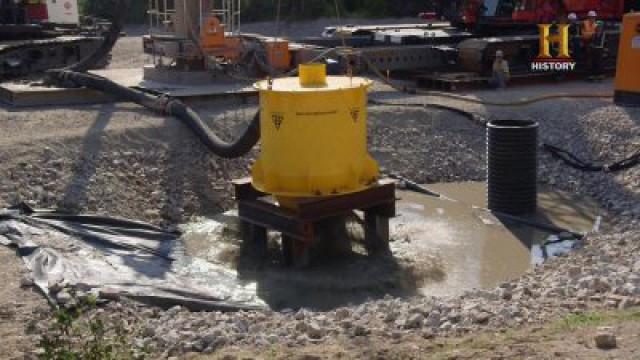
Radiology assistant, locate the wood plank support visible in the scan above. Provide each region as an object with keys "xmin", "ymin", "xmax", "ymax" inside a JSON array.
[{"xmin": 233, "ymin": 178, "xmax": 396, "ymax": 267}]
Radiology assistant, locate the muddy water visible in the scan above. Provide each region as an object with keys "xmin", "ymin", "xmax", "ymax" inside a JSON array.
[
  {"xmin": 393, "ymin": 182, "xmax": 603, "ymax": 298},
  {"xmin": 179, "ymin": 182, "xmax": 604, "ymax": 310}
]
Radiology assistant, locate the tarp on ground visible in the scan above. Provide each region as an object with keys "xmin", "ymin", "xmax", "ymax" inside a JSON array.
[{"xmin": 0, "ymin": 204, "xmax": 265, "ymax": 311}]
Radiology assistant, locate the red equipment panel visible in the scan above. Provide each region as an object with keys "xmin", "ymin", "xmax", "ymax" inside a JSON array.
[
  {"xmin": 25, "ymin": 1, "xmax": 49, "ymax": 22},
  {"xmin": 563, "ymin": 0, "xmax": 625, "ymax": 19}
]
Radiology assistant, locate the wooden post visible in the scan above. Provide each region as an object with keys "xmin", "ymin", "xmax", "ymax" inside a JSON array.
[
  {"xmin": 241, "ymin": 221, "xmax": 268, "ymax": 258},
  {"xmin": 364, "ymin": 212, "xmax": 391, "ymax": 255}
]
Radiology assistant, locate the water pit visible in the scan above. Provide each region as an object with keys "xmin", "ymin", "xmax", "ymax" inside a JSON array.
[{"xmin": 180, "ymin": 181, "xmax": 604, "ymax": 310}]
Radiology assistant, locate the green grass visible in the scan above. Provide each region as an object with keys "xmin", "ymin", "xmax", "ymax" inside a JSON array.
[{"xmin": 553, "ymin": 308, "xmax": 640, "ymax": 332}]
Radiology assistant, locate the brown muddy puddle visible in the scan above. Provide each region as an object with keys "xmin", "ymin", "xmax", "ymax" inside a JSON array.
[{"xmin": 179, "ymin": 182, "xmax": 604, "ymax": 310}]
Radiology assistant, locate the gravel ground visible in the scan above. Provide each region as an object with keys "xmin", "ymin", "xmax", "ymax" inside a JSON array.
[{"xmin": 1, "ymin": 24, "xmax": 640, "ymax": 359}]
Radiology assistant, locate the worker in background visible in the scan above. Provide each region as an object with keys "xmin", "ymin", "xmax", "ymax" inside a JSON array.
[
  {"xmin": 567, "ymin": 12, "xmax": 582, "ymax": 59},
  {"xmin": 581, "ymin": 11, "xmax": 599, "ymax": 44},
  {"xmin": 582, "ymin": 11, "xmax": 605, "ymax": 80},
  {"xmin": 490, "ymin": 50, "xmax": 510, "ymax": 89}
]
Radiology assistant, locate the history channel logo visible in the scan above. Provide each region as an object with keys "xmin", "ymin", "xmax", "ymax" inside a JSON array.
[{"xmin": 531, "ymin": 24, "xmax": 577, "ymax": 72}]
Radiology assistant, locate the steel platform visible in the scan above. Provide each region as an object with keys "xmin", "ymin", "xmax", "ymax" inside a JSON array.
[
  {"xmin": 0, "ymin": 67, "xmax": 258, "ymax": 107},
  {"xmin": 233, "ymin": 178, "xmax": 396, "ymax": 268}
]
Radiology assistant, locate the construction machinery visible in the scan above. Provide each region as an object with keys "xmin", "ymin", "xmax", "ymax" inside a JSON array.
[
  {"xmin": 252, "ymin": 63, "xmax": 379, "ymax": 198},
  {"xmin": 236, "ymin": 63, "xmax": 395, "ymax": 267},
  {"xmin": 0, "ymin": 0, "xmax": 117, "ymax": 80},
  {"xmin": 614, "ymin": 12, "xmax": 640, "ymax": 106},
  {"xmin": 142, "ymin": 0, "xmax": 296, "ymax": 83},
  {"xmin": 443, "ymin": 0, "xmax": 631, "ymax": 31},
  {"xmin": 438, "ymin": 0, "xmax": 635, "ymax": 78},
  {"xmin": 313, "ymin": 1, "xmax": 636, "ymax": 88}
]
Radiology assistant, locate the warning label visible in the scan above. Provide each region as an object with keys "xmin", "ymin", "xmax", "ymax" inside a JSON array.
[
  {"xmin": 271, "ymin": 112, "xmax": 284, "ymax": 130},
  {"xmin": 350, "ymin": 108, "xmax": 360, "ymax": 122},
  {"xmin": 295, "ymin": 110, "xmax": 338, "ymax": 117}
]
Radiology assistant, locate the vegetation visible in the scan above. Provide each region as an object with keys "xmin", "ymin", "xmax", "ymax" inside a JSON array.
[
  {"xmin": 555, "ymin": 308, "xmax": 640, "ymax": 331},
  {"xmin": 79, "ymin": 0, "xmax": 147, "ymax": 23},
  {"xmin": 38, "ymin": 293, "xmax": 148, "ymax": 360},
  {"xmin": 78, "ymin": 0, "xmax": 440, "ymax": 24}
]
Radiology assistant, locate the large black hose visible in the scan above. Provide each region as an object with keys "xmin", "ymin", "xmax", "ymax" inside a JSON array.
[
  {"xmin": 543, "ymin": 143, "xmax": 640, "ymax": 173},
  {"xmin": 49, "ymin": 70, "xmax": 260, "ymax": 159},
  {"xmin": 67, "ymin": 0, "xmax": 130, "ymax": 73},
  {"xmin": 46, "ymin": 0, "xmax": 259, "ymax": 159},
  {"xmin": 165, "ymin": 98, "xmax": 261, "ymax": 158},
  {"xmin": 367, "ymin": 98, "xmax": 486, "ymax": 125}
]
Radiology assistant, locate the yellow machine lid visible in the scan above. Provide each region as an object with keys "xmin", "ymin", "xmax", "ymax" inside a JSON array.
[
  {"xmin": 254, "ymin": 63, "xmax": 371, "ymax": 92},
  {"xmin": 254, "ymin": 76, "xmax": 371, "ymax": 92}
]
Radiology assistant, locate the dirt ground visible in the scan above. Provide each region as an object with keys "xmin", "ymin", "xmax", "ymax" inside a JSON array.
[
  {"xmin": 202, "ymin": 308, "xmax": 640, "ymax": 360},
  {"xmin": 0, "ymin": 247, "xmax": 48, "ymax": 359}
]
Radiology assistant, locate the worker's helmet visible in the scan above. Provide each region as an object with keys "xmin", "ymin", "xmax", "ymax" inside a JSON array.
[
  {"xmin": 568, "ymin": 13, "xmax": 578, "ymax": 21},
  {"xmin": 588, "ymin": 10, "xmax": 597, "ymax": 18},
  {"xmin": 496, "ymin": 50, "xmax": 504, "ymax": 57}
]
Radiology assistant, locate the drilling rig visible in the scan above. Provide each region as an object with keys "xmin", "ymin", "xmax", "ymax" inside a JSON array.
[
  {"xmin": 443, "ymin": 0, "xmax": 631, "ymax": 31},
  {"xmin": 0, "ymin": 0, "xmax": 115, "ymax": 79},
  {"xmin": 437, "ymin": 0, "xmax": 635, "ymax": 77},
  {"xmin": 142, "ymin": 0, "xmax": 292, "ymax": 84}
]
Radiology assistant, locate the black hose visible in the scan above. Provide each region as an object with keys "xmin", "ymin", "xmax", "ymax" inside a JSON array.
[
  {"xmin": 165, "ymin": 99, "xmax": 261, "ymax": 158},
  {"xmin": 67, "ymin": 0, "xmax": 130, "ymax": 73},
  {"xmin": 368, "ymin": 98, "xmax": 487, "ymax": 126},
  {"xmin": 46, "ymin": 0, "xmax": 260, "ymax": 159},
  {"xmin": 388, "ymin": 173, "xmax": 457, "ymax": 201},
  {"xmin": 49, "ymin": 70, "xmax": 260, "ymax": 159},
  {"xmin": 50, "ymin": 69, "xmax": 164, "ymax": 110},
  {"xmin": 543, "ymin": 143, "xmax": 640, "ymax": 173},
  {"xmin": 370, "ymin": 99, "xmax": 640, "ymax": 173}
]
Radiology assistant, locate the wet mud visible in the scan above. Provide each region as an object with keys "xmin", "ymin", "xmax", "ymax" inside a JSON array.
[{"xmin": 179, "ymin": 182, "xmax": 604, "ymax": 310}]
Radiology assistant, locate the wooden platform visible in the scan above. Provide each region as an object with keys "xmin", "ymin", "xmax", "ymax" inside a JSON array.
[
  {"xmin": 233, "ymin": 178, "xmax": 396, "ymax": 268},
  {"xmin": 0, "ymin": 68, "xmax": 258, "ymax": 107}
]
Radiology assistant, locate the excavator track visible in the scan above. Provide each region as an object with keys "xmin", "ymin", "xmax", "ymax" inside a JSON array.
[{"xmin": 0, "ymin": 36, "xmax": 108, "ymax": 80}]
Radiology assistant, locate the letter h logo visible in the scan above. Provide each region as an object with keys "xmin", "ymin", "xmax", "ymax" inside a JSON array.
[{"xmin": 538, "ymin": 24, "xmax": 571, "ymax": 59}]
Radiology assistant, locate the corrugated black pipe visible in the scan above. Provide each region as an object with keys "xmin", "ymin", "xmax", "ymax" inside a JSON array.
[
  {"xmin": 487, "ymin": 119, "xmax": 539, "ymax": 215},
  {"xmin": 48, "ymin": 70, "xmax": 260, "ymax": 159}
]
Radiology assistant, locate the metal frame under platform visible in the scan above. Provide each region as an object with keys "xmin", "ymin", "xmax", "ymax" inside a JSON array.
[
  {"xmin": 416, "ymin": 71, "xmax": 559, "ymax": 91},
  {"xmin": 233, "ymin": 178, "xmax": 396, "ymax": 268},
  {"xmin": 0, "ymin": 68, "xmax": 258, "ymax": 107}
]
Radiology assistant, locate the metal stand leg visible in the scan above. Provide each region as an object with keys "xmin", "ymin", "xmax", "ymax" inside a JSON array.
[
  {"xmin": 281, "ymin": 235, "xmax": 311, "ymax": 268},
  {"xmin": 241, "ymin": 221, "xmax": 268, "ymax": 258},
  {"xmin": 291, "ymin": 241, "xmax": 311, "ymax": 269},
  {"xmin": 234, "ymin": 178, "xmax": 396, "ymax": 268},
  {"xmin": 364, "ymin": 212, "xmax": 391, "ymax": 256},
  {"xmin": 282, "ymin": 236, "xmax": 293, "ymax": 267}
]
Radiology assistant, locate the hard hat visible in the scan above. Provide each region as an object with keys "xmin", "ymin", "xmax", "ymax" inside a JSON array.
[
  {"xmin": 496, "ymin": 50, "xmax": 504, "ymax": 57},
  {"xmin": 568, "ymin": 13, "xmax": 578, "ymax": 21},
  {"xmin": 588, "ymin": 10, "xmax": 597, "ymax": 17}
]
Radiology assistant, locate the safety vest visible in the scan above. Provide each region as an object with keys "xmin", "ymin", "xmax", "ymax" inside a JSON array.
[{"xmin": 582, "ymin": 20, "xmax": 598, "ymax": 41}]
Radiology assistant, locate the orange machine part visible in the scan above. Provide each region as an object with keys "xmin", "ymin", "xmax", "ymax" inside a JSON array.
[
  {"xmin": 614, "ymin": 13, "xmax": 640, "ymax": 105},
  {"xmin": 201, "ymin": 17, "xmax": 226, "ymax": 49},
  {"xmin": 200, "ymin": 16, "xmax": 243, "ymax": 61},
  {"xmin": 263, "ymin": 40, "xmax": 291, "ymax": 71}
]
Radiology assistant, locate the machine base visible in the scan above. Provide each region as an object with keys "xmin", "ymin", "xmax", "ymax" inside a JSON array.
[
  {"xmin": 142, "ymin": 65, "xmax": 238, "ymax": 86},
  {"xmin": 233, "ymin": 178, "xmax": 396, "ymax": 268}
]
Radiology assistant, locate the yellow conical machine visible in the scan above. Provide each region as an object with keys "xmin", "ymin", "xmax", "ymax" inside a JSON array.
[
  {"xmin": 252, "ymin": 63, "xmax": 380, "ymax": 199},
  {"xmin": 235, "ymin": 64, "xmax": 394, "ymax": 267}
]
